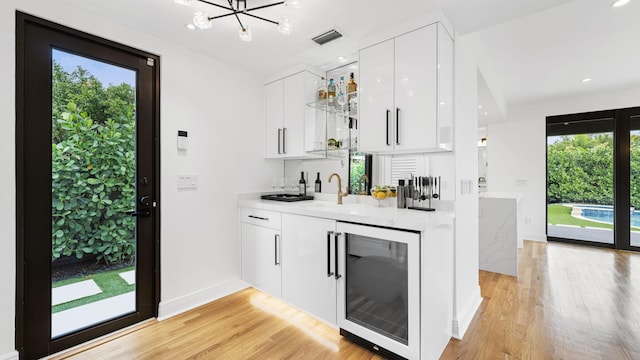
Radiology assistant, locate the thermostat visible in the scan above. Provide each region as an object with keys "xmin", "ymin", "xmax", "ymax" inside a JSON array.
[{"xmin": 177, "ymin": 130, "xmax": 188, "ymax": 150}]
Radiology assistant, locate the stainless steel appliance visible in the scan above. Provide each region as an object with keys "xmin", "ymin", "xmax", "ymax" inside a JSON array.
[{"xmin": 334, "ymin": 222, "xmax": 420, "ymax": 360}]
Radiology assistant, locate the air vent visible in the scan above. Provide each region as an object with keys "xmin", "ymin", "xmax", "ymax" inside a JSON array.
[{"xmin": 312, "ymin": 29, "xmax": 343, "ymax": 45}]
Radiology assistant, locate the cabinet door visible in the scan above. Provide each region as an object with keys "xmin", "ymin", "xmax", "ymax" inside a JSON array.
[
  {"xmin": 283, "ymin": 73, "xmax": 306, "ymax": 158},
  {"xmin": 359, "ymin": 39, "xmax": 395, "ymax": 153},
  {"xmin": 281, "ymin": 214, "xmax": 337, "ymax": 325},
  {"xmin": 265, "ymin": 80, "xmax": 284, "ymax": 158},
  {"xmin": 394, "ymin": 24, "xmax": 437, "ymax": 151},
  {"xmin": 436, "ymin": 23, "xmax": 454, "ymax": 151},
  {"xmin": 241, "ymin": 223, "xmax": 282, "ymax": 297}
]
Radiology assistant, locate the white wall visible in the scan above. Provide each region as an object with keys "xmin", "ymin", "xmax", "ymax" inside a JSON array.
[
  {"xmin": 449, "ymin": 32, "xmax": 483, "ymax": 339},
  {"xmin": 1, "ymin": 1, "xmax": 282, "ymax": 357},
  {"xmin": 487, "ymin": 86, "xmax": 640, "ymax": 242}
]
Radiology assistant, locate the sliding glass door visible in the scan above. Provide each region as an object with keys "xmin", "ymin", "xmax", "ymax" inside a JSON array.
[
  {"xmin": 546, "ymin": 107, "xmax": 640, "ymax": 251},
  {"xmin": 630, "ymin": 115, "xmax": 640, "ymax": 247}
]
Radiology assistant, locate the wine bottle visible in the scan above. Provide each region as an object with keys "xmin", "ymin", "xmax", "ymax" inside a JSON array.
[
  {"xmin": 314, "ymin": 172, "xmax": 322, "ymax": 193},
  {"xmin": 299, "ymin": 171, "xmax": 306, "ymax": 196},
  {"xmin": 347, "ymin": 72, "xmax": 357, "ymax": 93},
  {"xmin": 347, "ymin": 72, "xmax": 357, "ymax": 113}
]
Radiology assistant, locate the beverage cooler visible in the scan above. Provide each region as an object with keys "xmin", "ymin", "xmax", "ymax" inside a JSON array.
[{"xmin": 333, "ymin": 222, "xmax": 420, "ymax": 360}]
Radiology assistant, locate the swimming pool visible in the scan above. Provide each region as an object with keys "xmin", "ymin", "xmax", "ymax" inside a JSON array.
[{"xmin": 579, "ymin": 205, "xmax": 640, "ymax": 227}]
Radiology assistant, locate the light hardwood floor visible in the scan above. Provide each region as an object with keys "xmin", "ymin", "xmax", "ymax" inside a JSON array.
[{"xmin": 57, "ymin": 240, "xmax": 640, "ymax": 360}]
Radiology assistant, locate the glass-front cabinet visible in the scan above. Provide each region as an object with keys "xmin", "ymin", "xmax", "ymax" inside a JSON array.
[{"xmin": 305, "ymin": 62, "xmax": 359, "ymax": 158}]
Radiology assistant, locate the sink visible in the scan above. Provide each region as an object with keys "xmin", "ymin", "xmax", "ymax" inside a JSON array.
[{"xmin": 261, "ymin": 194, "xmax": 314, "ymax": 202}]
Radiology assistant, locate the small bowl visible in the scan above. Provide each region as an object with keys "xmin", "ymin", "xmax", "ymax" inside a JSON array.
[{"xmin": 371, "ymin": 188, "xmax": 389, "ymax": 200}]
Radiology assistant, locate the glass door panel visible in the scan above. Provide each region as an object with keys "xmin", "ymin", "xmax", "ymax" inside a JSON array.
[
  {"xmin": 630, "ymin": 116, "xmax": 640, "ymax": 248},
  {"xmin": 51, "ymin": 49, "xmax": 137, "ymax": 338},
  {"xmin": 547, "ymin": 117, "xmax": 614, "ymax": 245},
  {"xmin": 345, "ymin": 234, "xmax": 409, "ymax": 344}
]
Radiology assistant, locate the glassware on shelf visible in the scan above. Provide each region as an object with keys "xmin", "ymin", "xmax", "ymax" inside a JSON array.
[
  {"xmin": 327, "ymin": 78, "xmax": 336, "ymax": 107},
  {"xmin": 337, "ymin": 76, "xmax": 347, "ymax": 110},
  {"xmin": 317, "ymin": 77, "xmax": 327, "ymax": 101}
]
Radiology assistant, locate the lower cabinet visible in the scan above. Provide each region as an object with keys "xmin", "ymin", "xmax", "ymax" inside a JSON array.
[
  {"xmin": 281, "ymin": 213, "xmax": 337, "ymax": 325},
  {"xmin": 241, "ymin": 209, "xmax": 282, "ymax": 297}
]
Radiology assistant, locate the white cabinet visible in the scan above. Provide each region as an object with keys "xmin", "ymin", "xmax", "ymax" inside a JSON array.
[
  {"xmin": 241, "ymin": 208, "xmax": 282, "ymax": 297},
  {"xmin": 264, "ymin": 71, "xmax": 321, "ymax": 159},
  {"xmin": 281, "ymin": 214, "xmax": 337, "ymax": 325},
  {"xmin": 359, "ymin": 22, "xmax": 454, "ymax": 154}
]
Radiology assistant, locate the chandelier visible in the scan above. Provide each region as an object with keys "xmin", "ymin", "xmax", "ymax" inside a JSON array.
[{"xmin": 174, "ymin": 0, "xmax": 300, "ymax": 42}]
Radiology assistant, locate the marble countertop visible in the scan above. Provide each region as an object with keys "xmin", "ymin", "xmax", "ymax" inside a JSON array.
[
  {"xmin": 478, "ymin": 192, "xmax": 523, "ymax": 201},
  {"xmin": 238, "ymin": 193, "xmax": 455, "ymax": 233}
]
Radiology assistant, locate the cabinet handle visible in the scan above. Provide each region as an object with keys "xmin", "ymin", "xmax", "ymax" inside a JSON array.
[
  {"xmin": 274, "ymin": 234, "xmax": 280, "ymax": 266},
  {"xmin": 334, "ymin": 232, "xmax": 342, "ymax": 279},
  {"xmin": 248, "ymin": 215, "xmax": 269, "ymax": 221},
  {"xmin": 327, "ymin": 231, "xmax": 334, "ymax": 277},
  {"xmin": 282, "ymin": 127, "xmax": 287, "ymax": 154},
  {"xmin": 386, "ymin": 109, "xmax": 391, "ymax": 146},
  {"xmin": 277, "ymin": 128, "xmax": 282, "ymax": 154},
  {"xmin": 396, "ymin": 107, "xmax": 400, "ymax": 145}
]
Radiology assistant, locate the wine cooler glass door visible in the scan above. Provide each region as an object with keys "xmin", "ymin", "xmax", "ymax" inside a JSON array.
[{"xmin": 336, "ymin": 222, "xmax": 420, "ymax": 360}]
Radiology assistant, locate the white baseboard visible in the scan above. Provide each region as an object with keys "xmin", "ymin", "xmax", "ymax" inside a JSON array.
[
  {"xmin": 524, "ymin": 232, "xmax": 547, "ymax": 242},
  {"xmin": 0, "ymin": 351, "xmax": 19, "ymax": 360},
  {"xmin": 158, "ymin": 279, "xmax": 250, "ymax": 321},
  {"xmin": 452, "ymin": 286, "xmax": 482, "ymax": 340}
]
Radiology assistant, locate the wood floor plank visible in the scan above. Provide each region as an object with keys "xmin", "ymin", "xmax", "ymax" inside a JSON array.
[
  {"xmin": 57, "ymin": 240, "xmax": 640, "ymax": 360},
  {"xmin": 442, "ymin": 240, "xmax": 640, "ymax": 360}
]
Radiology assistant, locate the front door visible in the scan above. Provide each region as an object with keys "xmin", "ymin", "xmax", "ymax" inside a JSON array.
[{"xmin": 16, "ymin": 13, "xmax": 160, "ymax": 359}]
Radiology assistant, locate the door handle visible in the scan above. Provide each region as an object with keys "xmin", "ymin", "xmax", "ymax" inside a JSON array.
[
  {"xmin": 386, "ymin": 109, "xmax": 391, "ymax": 146},
  {"xmin": 334, "ymin": 232, "xmax": 342, "ymax": 279},
  {"xmin": 126, "ymin": 209, "xmax": 150, "ymax": 217},
  {"xmin": 396, "ymin": 107, "xmax": 400, "ymax": 145},
  {"xmin": 274, "ymin": 234, "xmax": 280, "ymax": 266},
  {"xmin": 282, "ymin": 128, "xmax": 287, "ymax": 154},
  {"xmin": 277, "ymin": 128, "xmax": 282, "ymax": 154},
  {"xmin": 327, "ymin": 231, "xmax": 334, "ymax": 277}
]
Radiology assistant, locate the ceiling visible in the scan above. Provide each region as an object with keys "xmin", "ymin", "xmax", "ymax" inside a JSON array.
[
  {"xmin": 479, "ymin": 0, "xmax": 640, "ymax": 105},
  {"xmin": 61, "ymin": 0, "xmax": 640, "ymax": 110}
]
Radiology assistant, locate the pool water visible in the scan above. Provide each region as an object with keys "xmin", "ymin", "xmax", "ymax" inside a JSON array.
[{"xmin": 580, "ymin": 206, "xmax": 640, "ymax": 227}]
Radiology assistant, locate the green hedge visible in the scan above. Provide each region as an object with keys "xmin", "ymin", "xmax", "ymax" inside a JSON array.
[{"xmin": 51, "ymin": 61, "xmax": 136, "ymax": 265}]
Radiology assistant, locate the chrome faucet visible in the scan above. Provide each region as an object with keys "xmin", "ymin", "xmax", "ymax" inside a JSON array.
[
  {"xmin": 358, "ymin": 174, "xmax": 370, "ymax": 195},
  {"xmin": 328, "ymin": 173, "xmax": 348, "ymax": 205}
]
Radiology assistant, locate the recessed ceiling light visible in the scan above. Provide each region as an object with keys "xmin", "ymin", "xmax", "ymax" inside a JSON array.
[
  {"xmin": 478, "ymin": 105, "xmax": 483, "ymax": 109},
  {"xmin": 185, "ymin": 24, "xmax": 196, "ymax": 30},
  {"xmin": 582, "ymin": 78, "xmax": 593, "ymax": 82},
  {"xmin": 484, "ymin": 112, "xmax": 489, "ymax": 116},
  {"xmin": 611, "ymin": 0, "xmax": 631, "ymax": 7},
  {"xmin": 439, "ymin": 102, "xmax": 446, "ymax": 105},
  {"xmin": 337, "ymin": 56, "xmax": 347, "ymax": 63}
]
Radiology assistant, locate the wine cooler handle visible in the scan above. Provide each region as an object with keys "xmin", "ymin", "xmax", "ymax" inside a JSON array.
[
  {"xmin": 334, "ymin": 232, "xmax": 342, "ymax": 279},
  {"xmin": 327, "ymin": 231, "xmax": 334, "ymax": 277}
]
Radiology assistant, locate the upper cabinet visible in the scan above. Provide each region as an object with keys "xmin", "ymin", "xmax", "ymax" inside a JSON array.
[
  {"xmin": 264, "ymin": 71, "xmax": 322, "ymax": 159},
  {"xmin": 359, "ymin": 22, "xmax": 454, "ymax": 154}
]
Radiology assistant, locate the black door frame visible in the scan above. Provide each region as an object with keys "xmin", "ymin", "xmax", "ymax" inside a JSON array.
[
  {"xmin": 15, "ymin": 12, "xmax": 161, "ymax": 359},
  {"xmin": 546, "ymin": 107, "xmax": 640, "ymax": 252}
]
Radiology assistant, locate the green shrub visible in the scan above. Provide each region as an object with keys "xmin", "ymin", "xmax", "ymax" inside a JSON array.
[{"xmin": 51, "ymin": 101, "xmax": 136, "ymax": 264}]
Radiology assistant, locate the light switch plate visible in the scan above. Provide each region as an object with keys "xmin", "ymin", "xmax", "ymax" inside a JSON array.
[{"xmin": 177, "ymin": 174, "xmax": 198, "ymax": 189}]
